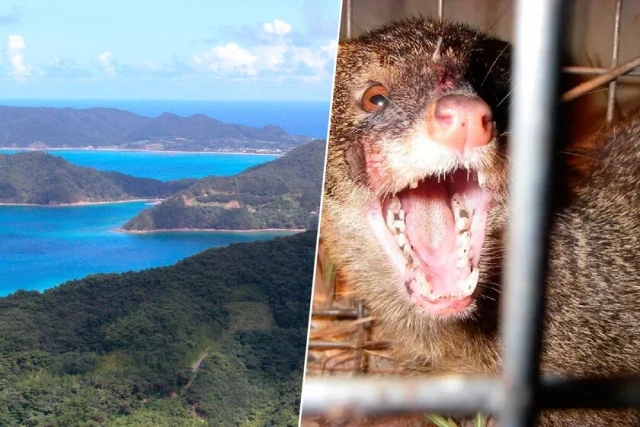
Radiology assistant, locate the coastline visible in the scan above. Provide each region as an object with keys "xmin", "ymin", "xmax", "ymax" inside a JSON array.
[
  {"xmin": 0, "ymin": 147, "xmax": 283, "ymax": 156},
  {"xmin": 116, "ymin": 227, "xmax": 305, "ymax": 234},
  {"xmin": 0, "ymin": 199, "xmax": 160, "ymax": 208}
]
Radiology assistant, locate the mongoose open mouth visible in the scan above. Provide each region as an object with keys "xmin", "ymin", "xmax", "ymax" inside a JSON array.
[{"xmin": 367, "ymin": 167, "xmax": 492, "ymax": 317}]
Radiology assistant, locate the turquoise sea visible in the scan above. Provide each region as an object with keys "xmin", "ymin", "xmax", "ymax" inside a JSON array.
[
  {"xmin": 0, "ymin": 149, "xmax": 277, "ymax": 181},
  {"xmin": 0, "ymin": 202, "xmax": 295, "ymax": 296}
]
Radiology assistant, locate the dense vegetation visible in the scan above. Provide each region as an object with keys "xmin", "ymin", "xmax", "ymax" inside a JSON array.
[
  {"xmin": 0, "ymin": 151, "xmax": 194, "ymax": 205},
  {"xmin": 0, "ymin": 106, "xmax": 310, "ymax": 152},
  {"xmin": 123, "ymin": 139, "xmax": 326, "ymax": 231},
  {"xmin": 0, "ymin": 230, "xmax": 316, "ymax": 426}
]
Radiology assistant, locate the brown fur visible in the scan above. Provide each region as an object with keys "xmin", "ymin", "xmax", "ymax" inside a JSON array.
[{"xmin": 317, "ymin": 16, "xmax": 640, "ymax": 426}]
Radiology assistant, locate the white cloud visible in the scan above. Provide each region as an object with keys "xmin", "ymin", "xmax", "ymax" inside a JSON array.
[
  {"xmin": 196, "ymin": 20, "xmax": 336, "ymax": 82},
  {"xmin": 262, "ymin": 19, "xmax": 292, "ymax": 37},
  {"xmin": 6, "ymin": 34, "xmax": 30, "ymax": 82},
  {"xmin": 196, "ymin": 42, "xmax": 257, "ymax": 76},
  {"xmin": 146, "ymin": 60, "xmax": 161, "ymax": 71},
  {"xmin": 98, "ymin": 51, "xmax": 116, "ymax": 77}
]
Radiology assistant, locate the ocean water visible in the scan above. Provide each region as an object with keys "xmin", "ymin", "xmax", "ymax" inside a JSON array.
[
  {"xmin": 0, "ymin": 149, "xmax": 277, "ymax": 181},
  {"xmin": 0, "ymin": 202, "xmax": 296, "ymax": 296},
  {"xmin": 0, "ymin": 99, "xmax": 331, "ymax": 139}
]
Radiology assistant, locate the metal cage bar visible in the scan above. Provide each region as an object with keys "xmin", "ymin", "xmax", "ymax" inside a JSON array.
[
  {"xmin": 606, "ymin": 0, "xmax": 623, "ymax": 123},
  {"xmin": 498, "ymin": 0, "xmax": 566, "ymax": 425}
]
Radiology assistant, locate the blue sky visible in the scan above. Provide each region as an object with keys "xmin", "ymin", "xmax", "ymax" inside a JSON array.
[{"xmin": 0, "ymin": 1, "xmax": 342, "ymax": 101}]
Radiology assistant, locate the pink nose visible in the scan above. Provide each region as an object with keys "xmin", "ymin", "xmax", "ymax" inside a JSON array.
[{"xmin": 426, "ymin": 95, "xmax": 494, "ymax": 155}]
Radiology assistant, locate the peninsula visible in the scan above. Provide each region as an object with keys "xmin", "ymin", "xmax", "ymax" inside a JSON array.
[
  {"xmin": 122, "ymin": 139, "xmax": 326, "ymax": 232},
  {"xmin": 0, "ymin": 151, "xmax": 194, "ymax": 205}
]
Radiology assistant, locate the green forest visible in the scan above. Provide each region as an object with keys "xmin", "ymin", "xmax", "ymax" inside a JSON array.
[
  {"xmin": 123, "ymin": 139, "xmax": 325, "ymax": 231},
  {"xmin": 0, "ymin": 231, "xmax": 317, "ymax": 426},
  {"xmin": 0, "ymin": 151, "xmax": 194, "ymax": 205}
]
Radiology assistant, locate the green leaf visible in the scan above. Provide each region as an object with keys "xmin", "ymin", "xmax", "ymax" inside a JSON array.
[
  {"xmin": 475, "ymin": 413, "xmax": 486, "ymax": 427},
  {"xmin": 425, "ymin": 413, "xmax": 458, "ymax": 427}
]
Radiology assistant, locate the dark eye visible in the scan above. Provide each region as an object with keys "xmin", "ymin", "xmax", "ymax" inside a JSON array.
[{"xmin": 360, "ymin": 84, "xmax": 390, "ymax": 112}]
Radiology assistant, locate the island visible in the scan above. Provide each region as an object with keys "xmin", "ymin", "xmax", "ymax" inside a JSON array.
[
  {"xmin": 0, "ymin": 106, "xmax": 311, "ymax": 154},
  {"xmin": 122, "ymin": 138, "xmax": 326, "ymax": 232},
  {"xmin": 0, "ymin": 230, "xmax": 316, "ymax": 426},
  {"xmin": 0, "ymin": 151, "xmax": 195, "ymax": 205}
]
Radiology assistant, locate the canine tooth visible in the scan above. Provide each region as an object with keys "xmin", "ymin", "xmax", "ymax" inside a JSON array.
[
  {"xmin": 393, "ymin": 220, "xmax": 406, "ymax": 233},
  {"xmin": 389, "ymin": 196, "xmax": 402, "ymax": 212},
  {"xmin": 478, "ymin": 170, "xmax": 487, "ymax": 188},
  {"xmin": 410, "ymin": 180, "xmax": 418, "ymax": 189},
  {"xmin": 386, "ymin": 210, "xmax": 395, "ymax": 230},
  {"xmin": 462, "ymin": 269, "xmax": 480, "ymax": 296}
]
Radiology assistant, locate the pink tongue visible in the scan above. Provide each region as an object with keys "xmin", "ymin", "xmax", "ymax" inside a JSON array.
[{"xmin": 399, "ymin": 181, "xmax": 455, "ymax": 270}]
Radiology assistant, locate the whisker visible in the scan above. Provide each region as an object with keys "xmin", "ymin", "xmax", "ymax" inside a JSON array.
[
  {"xmin": 496, "ymin": 86, "xmax": 515, "ymax": 107},
  {"xmin": 481, "ymin": 43, "xmax": 510, "ymax": 87}
]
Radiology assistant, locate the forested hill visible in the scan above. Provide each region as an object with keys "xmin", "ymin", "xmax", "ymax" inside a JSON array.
[
  {"xmin": 122, "ymin": 138, "xmax": 326, "ymax": 231},
  {"xmin": 0, "ymin": 151, "xmax": 194, "ymax": 205},
  {"xmin": 0, "ymin": 106, "xmax": 311, "ymax": 153},
  {"xmin": 0, "ymin": 230, "xmax": 316, "ymax": 426}
]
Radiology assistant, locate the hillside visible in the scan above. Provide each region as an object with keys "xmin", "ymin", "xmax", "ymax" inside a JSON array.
[
  {"xmin": 0, "ymin": 151, "xmax": 194, "ymax": 205},
  {"xmin": 0, "ymin": 230, "xmax": 316, "ymax": 426},
  {"xmin": 0, "ymin": 106, "xmax": 311, "ymax": 153},
  {"xmin": 123, "ymin": 139, "xmax": 326, "ymax": 231}
]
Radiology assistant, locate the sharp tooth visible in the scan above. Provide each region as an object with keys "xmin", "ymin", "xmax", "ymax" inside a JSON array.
[
  {"xmin": 478, "ymin": 170, "xmax": 487, "ymax": 188},
  {"xmin": 389, "ymin": 196, "xmax": 402, "ymax": 212},
  {"xmin": 462, "ymin": 269, "xmax": 480, "ymax": 296},
  {"xmin": 393, "ymin": 220, "xmax": 406, "ymax": 233},
  {"xmin": 386, "ymin": 209, "xmax": 395, "ymax": 230},
  {"xmin": 410, "ymin": 180, "xmax": 418, "ymax": 189}
]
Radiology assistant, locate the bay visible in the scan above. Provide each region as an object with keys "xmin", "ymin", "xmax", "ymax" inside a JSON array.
[{"xmin": 0, "ymin": 202, "xmax": 296, "ymax": 296}]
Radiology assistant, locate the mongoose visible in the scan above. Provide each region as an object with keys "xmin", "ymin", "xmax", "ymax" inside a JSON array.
[{"xmin": 318, "ymin": 16, "xmax": 640, "ymax": 426}]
